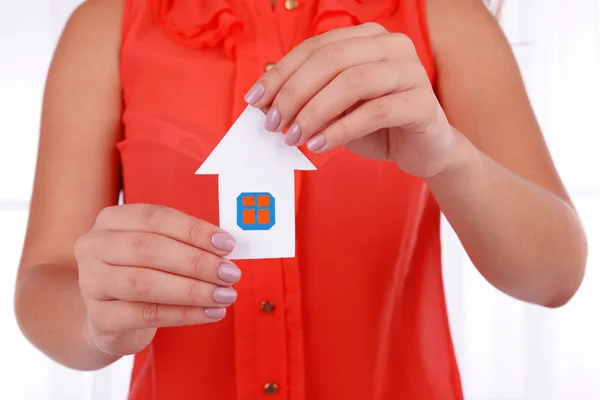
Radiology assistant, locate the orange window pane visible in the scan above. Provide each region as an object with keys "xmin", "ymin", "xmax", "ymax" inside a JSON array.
[
  {"xmin": 257, "ymin": 195, "xmax": 270, "ymax": 207},
  {"xmin": 243, "ymin": 209, "xmax": 256, "ymax": 225},
  {"xmin": 258, "ymin": 209, "xmax": 270, "ymax": 225},
  {"xmin": 242, "ymin": 196, "xmax": 255, "ymax": 206}
]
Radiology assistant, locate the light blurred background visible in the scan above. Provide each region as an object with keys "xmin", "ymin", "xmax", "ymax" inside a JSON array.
[{"xmin": 1, "ymin": 1, "xmax": 599, "ymax": 399}]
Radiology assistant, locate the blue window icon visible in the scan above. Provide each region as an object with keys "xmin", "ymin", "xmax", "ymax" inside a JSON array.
[{"xmin": 237, "ymin": 192, "xmax": 276, "ymax": 231}]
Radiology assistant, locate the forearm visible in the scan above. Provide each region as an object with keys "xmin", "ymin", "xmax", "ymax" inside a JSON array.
[
  {"xmin": 425, "ymin": 129, "xmax": 587, "ymax": 307},
  {"xmin": 14, "ymin": 263, "xmax": 120, "ymax": 371}
]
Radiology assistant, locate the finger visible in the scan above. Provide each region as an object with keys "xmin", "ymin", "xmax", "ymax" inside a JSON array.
[
  {"xmin": 267, "ymin": 34, "xmax": 417, "ymax": 133},
  {"xmin": 89, "ymin": 300, "xmax": 226, "ymax": 332},
  {"xmin": 93, "ymin": 204, "xmax": 236, "ymax": 256},
  {"xmin": 306, "ymin": 90, "xmax": 433, "ymax": 153},
  {"xmin": 93, "ymin": 265, "xmax": 238, "ymax": 307},
  {"xmin": 244, "ymin": 22, "xmax": 388, "ymax": 109},
  {"xmin": 87, "ymin": 231, "xmax": 241, "ymax": 285},
  {"xmin": 290, "ymin": 60, "xmax": 420, "ymax": 146}
]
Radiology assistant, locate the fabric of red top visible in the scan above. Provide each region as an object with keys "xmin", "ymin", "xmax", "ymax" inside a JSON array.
[{"xmin": 118, "ymin": 0, "xmax": 463, "ymax": 399}]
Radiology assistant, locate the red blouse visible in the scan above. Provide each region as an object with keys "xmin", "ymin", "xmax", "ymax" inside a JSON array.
[{"xmin": 118, "ymin": 0, "xmax": 463, "ymax": 398}]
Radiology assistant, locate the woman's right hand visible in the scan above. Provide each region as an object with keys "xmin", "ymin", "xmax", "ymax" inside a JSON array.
[{"xmin": 74, "ymin": 204, "xmax": 240, "ymax": 356}]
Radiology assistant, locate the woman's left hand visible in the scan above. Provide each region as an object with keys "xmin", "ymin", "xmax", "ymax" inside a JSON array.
[{"xmin": 244, "ymin": 22, "xmax": 461, "ymax": 179}]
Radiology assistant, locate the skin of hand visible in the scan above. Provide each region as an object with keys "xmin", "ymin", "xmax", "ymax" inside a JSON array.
[
  {"xmin": 243, "ymin": 20, "xmax": 587, "ymax": 307},
  {"xmin": 244, "ymin": 23, "xmax": 458, "ymax": 179},
  {"xmin": 75, "ymin": 204, "xmax": 240, "ymax": 356}
]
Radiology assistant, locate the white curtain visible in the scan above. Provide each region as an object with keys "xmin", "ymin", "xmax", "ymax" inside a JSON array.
[{"xmin": 0, "ymin": 1, "xmax": 598, "ymax": 399}]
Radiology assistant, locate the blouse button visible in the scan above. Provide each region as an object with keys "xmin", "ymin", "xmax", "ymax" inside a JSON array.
[
  {"xmin": 264, "ymin": 382, "xmax": 279, "ymax": 395},
  {"xmin": 265, "ymin": 63, "xmax": 275, "ymax": 72},
  {"xmin": 260, "ymin": 300, "xmax": 276, "ymax": 313},
  {"xmin": 284, "ymin": 0, "xmax": 298, "ymax": 11}
]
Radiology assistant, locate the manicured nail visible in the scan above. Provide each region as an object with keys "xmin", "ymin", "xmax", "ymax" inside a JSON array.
[
  {"xmin": 218, "ymin": 263, "xmax": 242, "ymax": 284},
  {"xmin": 244, "ymin": 83, "xmax": 265, "ymax": 105},
  {"xmin": 265, "ymin": 107, "xmax": 281, "ymax": 131},
  {"xmin": 213, "ymin": 287, "xmax": 238, "ymax": 304},
  {"xmin": 307, "ymin": 134, "xmax": 326, "ymax": 152},
  {"xmin": 285, "ymin": 123, "xmax": 302, "ymax": 146},
  {"xmin": 211, "ymin": 233, "xmax": 236, "ymax": 252},
  {"xmin": 205, "ymin": 307, "xmax": 226, "ymax": 319}
]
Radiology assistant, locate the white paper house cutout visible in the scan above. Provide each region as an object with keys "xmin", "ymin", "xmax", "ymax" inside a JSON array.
[{"xmin": 196, "ymin": 106, "xmax": 316, "ymax": 260}]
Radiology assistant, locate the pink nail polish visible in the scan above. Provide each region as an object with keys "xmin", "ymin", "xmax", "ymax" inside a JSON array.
[
  {"xmin": 244, "ymin": 83, "xmax": 265, "ymax": 105},
  {"xmin": 205, "ymin": 308, "xmax": 226, "ymax": 319},
  {"xmin": 265, "ymin": 108, "xmax": 281, "ymax": 131},
  {"xmin": 307, "ymin": 134, "xmax": 326, "ymax": 152},
  {"xmin": 211, "ymin": 233, "xmax": 236, "ymax": 252},
  {"xmin": 213, "ymin": 287, "xmax": 238, "ymax": 304},
  {"xmin": 218, "ymin": 264, "xmax": 242, "ymax": 284},
  {"xmin": 285, "ymin": 123, "xmax": 302, "ymax": 146}
]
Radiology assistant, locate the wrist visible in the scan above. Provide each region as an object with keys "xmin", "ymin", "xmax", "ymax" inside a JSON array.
[{"xmin": 423, "ymin": 126, "xmax": 481, "ymax": 188}]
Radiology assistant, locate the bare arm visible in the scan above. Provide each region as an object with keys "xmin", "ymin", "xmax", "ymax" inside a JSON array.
[
  {"xmin": 426, "ymin": 0, "xmax": 587, "ymax": 306},
  {"xmin": 15, "ymin": 0, "xmax": 124, "ymax": 370}
]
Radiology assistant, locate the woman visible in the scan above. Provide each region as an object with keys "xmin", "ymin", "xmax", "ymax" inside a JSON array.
[{"xmin": 14, "ymin": 0, "xmax": 587, "ymax": 399}]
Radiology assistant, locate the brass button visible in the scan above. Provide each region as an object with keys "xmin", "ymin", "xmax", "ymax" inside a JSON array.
[
  {"xmin": 265, "ymin": 63, "xmax": 275, "ymax": 72},
  {"xmin": 260, "ymin": 300, "xmax": 275, "ymax": 313},
  {"xmin": 284, "ymin": 0, "xmax": 298, "ymax": 11},
  {"xmin": 264, "ymin": 382, "xmax": 279, "ymax": 395}
]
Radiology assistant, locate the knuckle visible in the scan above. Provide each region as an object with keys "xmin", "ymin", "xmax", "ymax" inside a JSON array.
[
  {"xmin": 179, "ymin": 306, "xmax": 190, "ymax": 323},
  {"xmin": 268, "ymin": 64, "xmax": 286, "ymax": 81},
  {"xmin": 126, "ymin": 270, "xmax": 152, "ymax": 297},
  {"xmin": 132, "ymin": 234, "xmax": 156, "ymax": 263},
  {"xmin": 301, "ymin": 103, "xmax": 322, "ymax": 125},
  {"xmin": 280, "ymin": 82, "xmax": 297, "ymax": 101},
  {"xmin": 94, "ymin": 206, "xmax": 117, "ymax": 228},
  {"xmin": 334, "ymin": 118, "xmax": 351, "ymax": 139},
  {"xmin": 78, "ymin": 264, "xmax": 105, "ymax": 298},
  {"xmin": 361, "ymin": 22, "xmax": 387, "ymax": 34},
  {"xmin": 139, "ymin": 205, "xmax": 164, "ymax": 229},
  {"xmin": 141, "ymin": 303, "xmax": 161, "ymax": 324},
  {"xmin": 186, "ymin": 281, "xmax": 201, "ymax": 305},
  {"xmin": 188, "ymin": 251, "xmax": 209, "ymax": 276},
  {"xmin": 306, "ymin": 34, "xmax": 324, "ymax": 50},
  {"xmin": 74, "ymin": 233, "xmax": 95, "ymax": 260},
  {"xmin": 186, "ymin": 220, "xmax": 207, "ymax": 244},
  {"xmin": 179, "ymin": 306, "xmax": 201, "ymax": 325},
  {"xmin": 391, "ymin": 33, "xmax": 416, "ymax": 53},
  {"xmin": 369, "ymin": 100, "xmax": 389, "ymax": 120},
  {"xmin": 340, "ymin": 67, "xmax": 367, "ymax": 90},
  {"xmin": 78, "ymin": 269, "xmax": 95, "ymax": 296},
  {"xmin": 321, "ymin": 42, "xmax": 347, "ymax": 64}
]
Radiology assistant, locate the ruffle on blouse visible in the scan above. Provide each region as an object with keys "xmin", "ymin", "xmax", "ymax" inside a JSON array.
[
  {"xmin": 311, "ymin": 0, "xmax": 399, "ymax": 36},
  {"xmin": 153, "ymin": 0, "xmax": 398, "ymax": 57},
  {"xmin": 153, "ymin": 0, "xmax": 243, "ymax": 58}
]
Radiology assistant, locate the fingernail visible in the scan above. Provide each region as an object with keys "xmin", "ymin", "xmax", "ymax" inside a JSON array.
[
  {"xmin": 211, "ymin": 233, "xmax": 236, "ymax": 252},
  {"xmin": 218, "ymin": 263, "xmax": 242, "ymax": 284},
  {"xmin": 307, "ymin": 134, "xmax": 326, "ymax": 152},
  {"xmin": 205, "ymin": 307, "xmax": 226, "ymax": 319},
  {"xmin": 213, "ymin": 287, "xmax": 238, "ymax": 304},
  {"xmin": 244, "ymin": 83, "xmax": 265, "ymax": 105},
  {"xmin": 285, "ymin": 123, "xmax": 302, "ymax": 146},
  {"xmin": 265, "ymin": 107, "xmax": 281, "ymax": 131}
]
